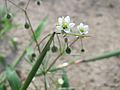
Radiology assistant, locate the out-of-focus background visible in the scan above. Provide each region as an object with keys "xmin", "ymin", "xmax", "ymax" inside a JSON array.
[{"xmin": 0, "ymin": 0, "xmax": 120, "ymax": 90}]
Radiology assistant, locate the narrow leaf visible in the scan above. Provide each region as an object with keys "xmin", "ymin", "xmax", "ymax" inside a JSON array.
[
  {"xmin": 84, "ymin": 50, "xmax": 120, "ymax": 62},
  {"xmin": 0, "ymin": 54, "xmax": 5, "ymax": 65},
  {"xmin": 0, "ymin": 83, "xmax": 6, "ymax": 90},
  {"xmin": 6, "ymin": 67, "xmax": 21, "ymax": 90},
  {"xmin": 32, "ymin": 16, "xmax": 48, "ymax": 41}
]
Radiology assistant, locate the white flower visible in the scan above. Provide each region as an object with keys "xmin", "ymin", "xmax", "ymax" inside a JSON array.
[
  {"xmin": 58, "ymin": 78, "xmax": 64, "ymax": 85},
  {"xmin": 77, "ymin": 23, "xmax": 89, "ymax": 35},
  {"xmin": 56, "ymin": 16, "xmax": 75, "ymax": 33}
]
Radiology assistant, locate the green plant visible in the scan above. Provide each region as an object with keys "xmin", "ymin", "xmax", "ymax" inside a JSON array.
[{"xmin": 0, "ymin": 0, "xmax": 120, "ymax": 90}]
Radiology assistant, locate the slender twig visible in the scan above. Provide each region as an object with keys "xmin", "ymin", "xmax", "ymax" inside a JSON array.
[
  {"xmin": 46, "ymin": 53, "xmax": 63, "ymax": 72},
  {"xmin": 8, "ymin": 0, "xmax": 41, "ymax": 53},
  {"xmin": 5, "ymin": 0, "xmax": 8, "ymax": 11},
  {"xmin": 32, "ymin": 81, "xmax": 39, "ymax": 90},
  {"xmin": 56, "ymin": 34, "xmax": 62, "ymax": 52},
  {"xmin": 80, "ymin": 38, "xmax": 83, "ymax": 49},
  {"xmin": 46, "ymin": 37, "xmax": 80, "ymax": 72},
  {"xmin": 25, "ymin": 0, "xmax": 31, "ymax": 10},
  {"xmin": 34, "ymin": 34, "xmax": 51, "ymax": 49},
  {"xmin": 24, "ymin": 10, "xmax": 41, "ymax": 53},
  {"xmin": 7, "ymin": 0, "xmax": 24, "ymax": 11},
  {"xmin": 12, "ymin": 49, "xmax": 26, "ymax": 68},
  {"xmin": 69, "ymin": 37, "xmax": 79, "ymax": 47},
  {"xmin": 8, "ymin": 0, "xmax": 41, "ymax": 67},
  {"xmin": 44, "ymin": 74, "xmax": 48, "ymax": 90}
]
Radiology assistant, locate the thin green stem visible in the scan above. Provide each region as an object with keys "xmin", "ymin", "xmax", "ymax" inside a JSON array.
[
  {"xmin": 24, "ymin": 10, "xmax": 41, "ymax": 53},
  {"xmin": 83, "ymin": 50, "xmax": 120, "ymax": 62},
  {"xmin": 46, "ymin": 53, "xmax": 63, "ymax": 72},
  {"xmin": 25, "ymin": 0, "xmax": 31, "ymax": 10},
  {"xmin": 32, "ymin": 81, "xmax": 39, "ymax": 90},
  {"xmin": 46, "ymin": 37, "xmax": 80, "ymax": 72},
  {"xmin": 36, "ymin": 50, "xmax": 120, "ymax": 77},
  {"xmin": 12, "ymin": 49, "xmax": 26, "ymax": 68},
  {"xmin": 7, "ymin": 0, "xmax": 24, "ymax": 11},
  {"xmin": 44, "ymin": 74, "xmax": 48, "ymax": 90},
  {"xmin": 56, "ymin": 34, "xmax": 62, "ymax": 52},
  {"xmin": 35, "ymin": 34, "xmax": 51, "ymax": 49}
]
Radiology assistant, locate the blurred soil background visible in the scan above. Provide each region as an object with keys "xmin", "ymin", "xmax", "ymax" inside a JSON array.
[{"xmin": 0, "ymin": 0, "xmax": 120, "ymax": 90}]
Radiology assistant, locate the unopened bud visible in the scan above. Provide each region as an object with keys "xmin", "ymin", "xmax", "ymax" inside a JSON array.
[
  {"xmin": 24, "ymin": 22, "xmax": 29, "ymax": 29},
  {"xmin": 51, "ymin": 45, "xmax": 58, "ymax": 53},
  {"xmin": 65, "ymin": 47, "xmax": 71, "ymax": 54}
]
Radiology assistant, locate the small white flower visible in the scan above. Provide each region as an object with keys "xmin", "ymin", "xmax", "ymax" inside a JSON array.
[
  {"xmin": 58, "ymin": 78, "xmax": 64, "ymax": 85},
  {"xmin": 56, "ymin": 16, "xmax": 75, "ymax": 33},
  {"xmin": 77, "ymin": 23, "xmax": 89, "ymax": 35}
]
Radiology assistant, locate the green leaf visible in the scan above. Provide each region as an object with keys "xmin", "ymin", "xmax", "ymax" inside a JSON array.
[
  {"xmin": 0, "ymin": 18, "xmax": 18, "ymax": 38},
  {"xmin": 0, "ymin": 19, "xmax": 12, "ymax": 36},
  {"xmin": 0, "ymin": 54, "xmax": 5, "ymax": 65},
  {"xmin": 61, "ymin": 70, "xmax": 69, "ymax": 90},
  {"xmin": 84, "ymin": 50, "xmax": 120, "ymax": 63},
  {"xmin": 32, "ymin": 16, "xmax": 48, "ymax": 41},
  {"xmin": 26, "ymin": 46, "xmax": 34, "ymax": 55},
  {"xmin": 0, "ymin": 83, "xmax": 6, "ymax": 90},
  {"xmin": 6, "ymin": 67, "xmax": 21, "ymax": 90}
]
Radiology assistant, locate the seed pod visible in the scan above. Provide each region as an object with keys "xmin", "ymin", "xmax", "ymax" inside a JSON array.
[
  {"xmin": 6, "ymin": 13, "xmax": 11, "ymax": 19},
  {"xmin": 81, "ymin": 48, "xmax": 85, "ymax": 52},
  {"xmin": 51, "ymin": 45, "xmax": 58, "ymax": 53},
  {"xmin": 65, "ymin": 47, "xmax": 71, "ymax": 54},
  {"xmin": 32, "ymin": 53, "xmax": 36, "ymax": 58},
  {"xmin": 36, "ymin": 0, "xmax": 40, "ymax": 5},
  {"xmin": 24, "ymin": 22, "xmax": 29, "ymax": 29}
]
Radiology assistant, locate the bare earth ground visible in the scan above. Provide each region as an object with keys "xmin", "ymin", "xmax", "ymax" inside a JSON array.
[{"xmin": 1, "ymin": 0, "xmax": 120, "ymax": 90}]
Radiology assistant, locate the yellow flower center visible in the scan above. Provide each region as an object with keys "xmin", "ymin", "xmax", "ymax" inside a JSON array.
[
  {"xmin": 80, "ymin": 29, "xmax": 84, "ymax": 33},
  {"xmin": 62, "ymin": 23, "xmax": 68, "ymax": 29}
]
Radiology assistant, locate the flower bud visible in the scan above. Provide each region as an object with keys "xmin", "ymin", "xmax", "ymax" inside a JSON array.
[
  {"xmin": 36, "ymin": 0, "xmax": 40, "ymax": 5},
  {"xmin": 51, "ymin": 45, "xmax": 58, "ymax": 53},
  {"xmin": 65, "ymin": 47, "xmax": 71, "ymax": 54},
  {"xmin": 6, "ymin": 13, "xmax": 12, "ymax": 19},
  {"xmin": 24, "ymin": 22, "xmax": 29, "ymax": 29},
  {"xmin": 81, "ymin": 48, "xmax": 85, "ymax": 52},
  {"xmin": 32, "ymin": 53, "xmax": 36, "ymax": 58}
]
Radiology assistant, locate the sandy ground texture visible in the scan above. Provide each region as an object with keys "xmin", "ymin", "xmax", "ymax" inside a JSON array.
[{"xmin": 1, "ymin": 0, "xmax": 120, "ymax": 90}]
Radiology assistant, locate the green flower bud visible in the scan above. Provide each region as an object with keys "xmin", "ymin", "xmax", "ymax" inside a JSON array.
[
  {"xmin": 6, "ymin": 13, "xmax": 11, "ymax": 19},
  {"xmin": 65, "ymin": 47, "xmax": 71, "ymax": 54},
  {"xmin": 24, "ymin": 22, "xmax": 29, "ymax": 29},
  {"xmin": 51, "ymin": 45, "xmax": 58, "ymax": 53},
  {"xmin": 32, "ymin": 53, "xmax": 36, "ymax": 58}
]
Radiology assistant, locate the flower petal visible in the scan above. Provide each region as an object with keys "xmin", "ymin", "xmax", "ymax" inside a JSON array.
[
  {"xmin": 84, "ymin": 25, "xmax": 89, "ymax": 31},
  {"xmin": 79, "ymin": 23, "xmax": 84, "ymax": 28},
  {"xmin": 58, "ymin": 17, "xmax": 62, "ymax": 25},
  {"xmin": 64, "ymin": 16, "xmax": 70, "ymax": 23},
  {"xmin": 77, "ymin": 25, "xmax": 80, "ymax": 30},
  {"xmin": 84, "ymin": 30, "xmax": 88, "ymax": 34},
  {"xmin": 69, "ymin": 23, "xmax": 75, "ymax": 28},
  {"xmin": 64, "ymin": 29, "xmax": 71, "ymax": 33}
]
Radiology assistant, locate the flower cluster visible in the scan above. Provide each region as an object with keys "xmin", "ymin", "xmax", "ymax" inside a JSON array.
[{"xmin": 56, "ymin": 16, "xmax": 89, "ymax": 36}]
